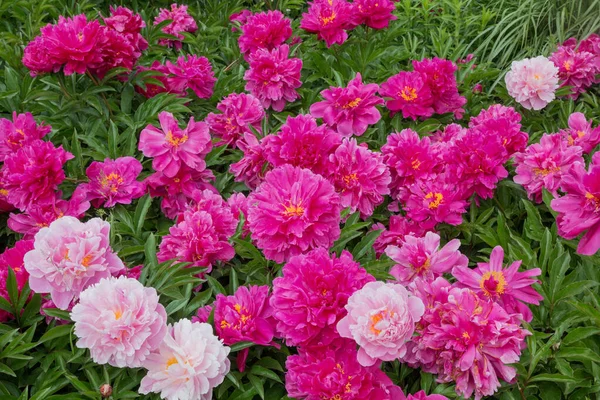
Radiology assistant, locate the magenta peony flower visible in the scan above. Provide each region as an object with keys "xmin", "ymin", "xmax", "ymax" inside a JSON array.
[
  {"xmin": 301, "ymin": 0, "xmax": 357, "ymax": 47},
  {"xmin": 561, "ymin": 112, "xmax": 600, "ymax": 153},
  {"xmin": 0, "ymin": 240, "xmax": 33, "ymax": 322},
  {"xmin": 468, "ymin": 104, "xmax": 528, "ymax": 156},
  {"xmin": 372, "ymin": 215, "xmax": 431, "ymax": 257},
  {"xmin": 310, "ymin": 73, "xmax": 383, "ymax": 136},
  {"xmin": 229, "ymin": 132, "xmax": 269, "ymax": 190},
  {"xmin": 89, "ymin": 28, "xmax": 137, "ymax": 79},
  {"xmin": 551, "ymin": 154, "xmax": 600, "ymax": 255},
  {"xmin": 247, "ymin": 165, "xmax": 342, "ymax": 263},
  {"xmin": 205, "ymin": 93, "xmax": 264, "ymax": 148},
  {"xmin": 227, "ymin": 192, "xmax": 249, "ymax": 237},
  {"xmin": 135, "ymin": 61, "xmax": 171, "ymax": 98},
  {"xmin": 244, "ymin": 45, "xmax": 302, "ymax": 112},
  {"xmin": 513, "ymin": 133, "xmax": 584, "ymax": 202},
  {"xmin": 505, "ymin": 56, "xmax": 559, "ymax": 110},
  {"xmin": 230, "ymin": 10, "xmax": 252, "ymax": 31},
  {"xmin": 238, "ymin": 10, "xmax": 292, "ymax": 59},
  {"xmin": 550, "ymin": 44, "xmax": 599, "ymax": 98},
  {"xmin": 328, "ymin": 138, "xmax": 390, "ymax": 218},
  {"xmin": 80, "ymin": 157, "xmax": 145, "ymax": 208},
  {"xmin": 154, "ymin": 3, "xmax": 198, "ymax": 49},
  {"xmin": 286, "ymin": 339, "xmax": 403, "ymax": 400},
  {"xmin": 71, "ymin": 276, "xmax": 167, "ymax": 368},
  {"xmin": 453, "ymin": 246, "xmax": 543, "ymax": 323},
  {"xmin": 103, "ymin": 6, "xmax": 148, "ymax": 56},
  {"xmin": 270, "ymin": 248, "xmax": 374, "ymax": 347},
  {"xmin": 337, "ymin": 281, "xmax": 425, "ymax": 366},
  {"xmin": 380, "ymin": 71, "xmax": 434, "ymax": 120},
  {"xmin": 139, "ymin": 319, "xmax": 230, "ymax": 400},
  {"xmin": 23, "ymin": 216, "xmax": 125, "ymax": 309},
  {"xmin": 413, "ymin": 57, "xmax": 466, "ymax": 118},
  {"xmin": 386, "ymin": 232, "xmax": 467, "ymax": 285},
  {"xmin": 164, "ymin": 55, "xmax": 216, "ymax": 99},
  {"xmin": 262, "ymin": 114, "xmax": 341, "ymax": 176},
  {"xmin": 354, "ymin": 0, "xmax": 397, "ymax": 29},
  {"xmin": 0, "ymin": 112, "xmax": 51, "ymax": 161},
  {"xmin": 0, "ymin": 140, "xmax": 73, "ymax": 211},
  {"xmin": 22, "ymin": 36, "xmax": 56, "ymax": 76},
  {"xmin": 139, "ymin": 111, "xmax": 212, "ymax": 178}
]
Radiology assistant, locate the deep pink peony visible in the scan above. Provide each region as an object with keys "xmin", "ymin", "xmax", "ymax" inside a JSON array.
[
  {"xmin": 22, "ymin": 36, "xmax": 56, "ymax": 76},
  {"xmin": 301, "ymin": 0, "xmax": 357, "ymax": 47},
  {"xmin": 229, "ymin": 132, "xmax": 270, "ymax": 190},
  {"xmin": 550, "ymin": 44, "xmax": 599, "ymax": 98},
  {"xmin": 468, "ymin": 104, "xmax": 528, "ymax": 156},
  {"xmin": 227, "ymin": 192, "xmax": 249, "ymax": 237},
  {"xmin": 71, "ymin": 276, "xmax": 167, "ymax": 368},
  {"xmin": 262, "ymin": 114, "xmax": 341, "ymax": 176},
  {"xmin": 247, "ymin": 165, "xmax": 342, "ymax": 263},
  {"xmin": 139, "ymin": 111, "xmax": 212, "ymax": 177},
  {"xmin": 309, "ymin": 73, "xmax": 383, "ymax": 136},
  {"xmin": 230, "ymin": 10, "xmax": 252, "ymax": 31},
  {"xmin": 0, "ymin": 112, "xmax": 51, "ymax": 161},
  {"xmin": 0, "ymin": 140, "xmax": 73, "ymax": 211},
  {"xmin": 103, "ymin": 6, "xmax": 148, "ymax": 56},
  {"xmin": 413, "ymin": 57, "xmax": 466, "ymax": 118},
  {"xmin": 386, "ymin": 232, "xmax": 467, "ymax": 285},
  {"xmin": 205, "ymin": 93, "xmax": 264, "ymax": 148},
  {"xmin": 513, "ymin": 133, "xmax": 584, "ymax": 202},
  {"xmin": 380, "ymin": 71, "xmax": 434, "ymax": 120},
  {"xmin": 270, "ymin": 249, "xmax": 374, "ymax": 347},
  {"xmin": 328, "ymin": 138, "xmax": 390, "ymax": 218},
  {"xmin": 80, "ymin": 157, "xmax": 145, "ymax": 208},
  {"xmin": 337, "ymin": 281, "xmax": 425, "ymax": 366},
  {"xmin": 139, "ymin": 319, "xmax": 230, "ymax": 400},
  {"xmin": 354, "ymin": 0, "xmax": 397, "ymax": 29},
  {"xmin": 453, "ymin": 246, "xmax": 543, "ymax": 323},
  {"xmin": 244, "ymin": 45, "xmax": 302, "ymax": 112},
  {"xmin": 0, "ymin": 240, "xmax": 33, "ymax": 322},
  {"xmin": 505, "ymin": 56, "xmax": 559, "ymax": 110},
  {"xmin": 285, "ymin": 339, "xmax": 403, "ymax": 400},
  {"xmin": 154, "ymin": 3, "xmax": 198, "ymax": 49},
  {"xmin": 561, "ymin": 112, "xmax": 600, "ymax": 153},
  {"xmin": 238, "ymin": 10, "xmax": 292, "ymax": 59},
  {"xmin": 164, "ymin": 55, "xmax": 216, "ymax": 99},
  {"xmin": 88, "ymin": 27, "xmax": 137, "ymax": 79},
  {"xmin": 372, "ymin": 215, "xmax": 431, "ymax": 257},
  {"xmin": 23, "ymin": 216, "xmax": 125, "ymax": 309},
  {"xmin": 135, "ymin": 61, "xmax": 171, "ymax": 98}
]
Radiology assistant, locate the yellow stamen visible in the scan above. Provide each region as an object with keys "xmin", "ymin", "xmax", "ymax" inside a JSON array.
[
  {"xmin": 577, "ymin": 130, "xmax": 586, "ymax": 138},
  {"xmin": 81, "ymin": 254, "xmax": 93, "ymax": 267},
  {"xmin": 399, "ymin": 86, "xmax": 418, "ymax": 102},
  {"xmin": 234, "ymin": 304, "xmax": 242, "ymax": 313},
  {"xmin": 369, "ymin": 310, "xmax": 386, "ymax": 335},
  {"xmin": 100, "ymin": 173, "xmax": 124, "ymax": 193},
  {"xmin": 563, "ymin": 61, "xmax": 571, "ymax": 71},
  {"xmin": 15, "ymin": 129, "xmax": 25, "ymax": 136},
  {"xmin": 166, "ymin": 357, "xmax": 178, "ymax": 368},
  {"xmin": 282, "ymin": 202, "xmax": 304, "ymax": 217},
  {"xmin": 165, "ymin": 130, "xmax": 188, "ymax": 147},
  {"xmin": 114, "ymin": 310, "xmax": 123, "ymax": 320},
  {"xmin": 342, "ymin": 173, "xmax": 358, "ymax": 186},
  {"xmin": 220, "ymin": 320, "xmax": 230, "ymax": 329},
  {"xmin": 411, "ymin": 159, "xmax": 421, "ymax": 170},
  {"xmin": 586, "ymin": 192, "xmax": 600, "ymax": 211},
  {"xmin": 342, "ymin": 98, "xmax": 361, "ymax": 109},
  {"xmin": 320, "ymin": 12, "xmax": 336, "ymax": 25},
  {"xmin": 479, "ymin": 271, "xmax": 507, "ymax": 297},
  {"xmin": 0, "ymin": 189, "xmax": 7, "ymax": 196},
  {"xmin": 532, "ymin": 166, "xmax": 560, "ymax": 176},
  {"xmin": 425, "ymin": 192, "xmax": 443, "ymax": 209}
]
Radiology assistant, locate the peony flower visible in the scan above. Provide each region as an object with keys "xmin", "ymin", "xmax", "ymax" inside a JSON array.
[
  {"xmin": 380, "ymin": 71, "xmax": 434, "ymax": 120},
  {"xmin": 89, "ymin": 28, "xmax": 137, "ymax": 79},
  {"xmin": 247, "ymin": 165, "xmax": 342, "ymax": 263},
  {"xmin": 23, "ymin": 216, "xmax": 125, "ymax": 309},
  {"xmin": 309, "ymin": 73, "xmax": 383, "ymax": 136},
  {"xmin": 103, "ymin": 6, "xmax": 148, "ymax": 56},
  {"xmin": 551, "ymin": 154, "xmax": 600, "ymax": 255},
  {"xmin": 262, "ymin": 114, "xmax": 341, "ymax": 176},
  {"xmin": 327, "ymin": 138, "xmax": 390, "ymax": 218},
  {"xmin": 0, "ymin": 240, "xmax": 33, "ymax": 322},
  {"xmin": 431, "ymin": 123, "xmax": 467, "ymax": 150},
  {"xmin": 452, "ymin": 246, "xmax": 543, "ymax": 323},
  {"xmin": 227, "ymin": 192, "xmax": 249, "ymax": 237},
  {"xmin": 301, "ymin": 0, "xmax": 357, "ymax": 47},
  {"xmin": 353, "ymin": 0, "xmax": 397, "ymax": 29},
  {"xmin": 270, "ymin": 249, "xmax": 374, "ymax": 347},
  {"xmin": 71, "ymin": 276, "xmax": 167, "ymax": 368},
  {"xmin": 164, "ymin": 55, "xmax": 216, "ymax": 99},
  {"xmin": 154, "ymin": 3, "xmax": 198, "ymax": 49},
  {"xmin": 413, "ymin": 57, "xmax": 466, "ymax": 118},
  {"xmin": 205, "ymin": 93, "xmax": 264, "ymax": 148},
  {"xmin": 550, "ymin": 44, "xmax": 599, "ymax": 98},
  {"xmin": 139, "ymin": 111, "xmax": 212, "ymax": 177},
  {"xmin": 386, "ymin": 232, "xmax": 467, "ymax": 285},
  {"xmin": 80, "ymin": 157, "xmax": 145, "ymax": 208},
  {"xmin": 230, "ymin": 10, "xmax": 252, "ymax": 31},
  {"xmin": 337, "ymin": 281, "xmax": 425, "ymax": 366},
  {"xmin": 0, "ymin": 140, "xmax": 73, "ymax": 211},
  {"xmin": 285, "ymin": 338, "xmax": 403, "ymax": 400},
  {"xmin": 372, "ymin": 215, "xmax": 431, "ymax": 257},
  {"xmin": 135, "ymin": 61, "xmax": 171, "ymax": 98},
  {"xmin": 22, "ymin": 36, "xmax": 56, "ymax": 76},
  {"xmin": 560, "ymin": 112, "xmax": 600, "ymax": 153},
  {"xmin": 513, "ymin": 133, "xmax": 584, "ymax": 202},
  {"xmin": 505, "ymin": 56, "xmax": 559, "ymax": 110},
  {"xmin": 139, "ymin": 319, "xmax": 230, "ymax": 400},
  {"xmin": 229, "ymin": 132, "xmax": 269, "ymax": 190},
  {"xmin": 244, "ymin": 45, "xmax": 302, "ymax": 112},
  {"xmin": 0, "ymin": 112, "xmax": 51, "ymax": 161},
  {"xmin": 238, "ymin": 10, "xmax": 292, "ymax": 59},
  {"xmin": 468, "ymin": 104, "xmax": 528, "ymax": 156}
]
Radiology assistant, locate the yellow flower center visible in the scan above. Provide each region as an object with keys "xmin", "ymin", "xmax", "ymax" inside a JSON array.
[
  {"xmin": 166, "ymin": 357, "xmax": 178, "ymax": 368},
  {"xmin": 425, "ymin": 192, "xmax": 444, "ymax": 209},
  {"xmin": 282, "ymin": 202, "xmax": 305, "ymax": 217},
  {"xmin": 342, "ymin": 98, "xmax": 361, "ymax": 109},
  {"xmin": 0, "ymin": 189, "xmax": 7, "ymax": 196},
  {"xmin": 399, "ymin": 86, "xmax": 418, "ymax": 102},
  {"xmin": 586, "ymin": 192, "xmax": 600, "ymax": 211},
  {"xmin": 320, "ymin": 12, "xmax": 336, "ymax": 25},
  {"xmin": 342, "ymin": 173, "xmax": 358, "ymax": 186},
  {"xmin": 165, "ymin": 130, "xmax": 188, "ymax": 147},
  {"xmin": 369, "ymin": 310, "xmax": 388, "ymax": 335},
  {"xmin": 411, "ymin": 159, "xmax": 421, "ymax": 170},
  {"xmin": 77, "ymin": 32, "xmax": 84, "ymax": 41},
  {"xmin": 563, "ymin": 61, "xmax": 571, "ymax": 71},
  {"xmin": 101, "ymin": 173, "xmax": 124, "ymax": 193},
  {"xmin": 81, "ymin": 254, "xmax": 93, "ymax": 267},
  {"xmin": 15, "ymin": 128, "xmax": 25, "ymax": 136},
  {"xmin": 577, "ymin": 130, "xmax": 586, "ymax": 138},
  {"xmin": 532, "ymin": 166, "xmax": 560, "ymax": 176},
  {"xmin": 533, "ymin": 74, "xmax": 541, "ymax": 80},
  {"xmin": 479, "ymin": 271, "xmax": 507, "ymax": 297},
  {"xmin": 114, "ymin": 310, "xmax": 123, "ymax": 320}
]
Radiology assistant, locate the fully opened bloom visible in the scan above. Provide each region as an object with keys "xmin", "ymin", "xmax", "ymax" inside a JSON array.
[
  {"xmin": 154, "ymin": 3, "xmax": 198, "ymax": 49},
  {"xmin": 206, "ymin": 93, "xmax": 264, "ymax": 148},
  {"xmin": 468, "ymin": 104, "xmax": 528, "ymax": 156},
  {"xmin": 505, "ymin": 56, "xmax": 559, "ymax": 110},
  {"xmin": 354, "ymin": 0, "xmax": 397, "ymax": 29},
  {"xmin": 372, "ymin": 215, "xmax": 431, "ymax": 257},
  {"xmin": 0, "ymin": 240, "xmax": 33, "ymax": 322},
  {"xmin": 139, "ymin": 319, "xmax": 230, "ymax": 400},
  {"xmin": 550, "ymin": 44, "xmax": 599, "ymax": 98},
  {"xmin": 139, "ymin": 111, "xmax": 212, "ymax": 177},
  {"xmin": 238, "ymin": 10, "xmax": 292, "ymax": 58},
  {"xmin": 23, "ymin": 216, "xmax": 125, "ymax": 309},
  {"xmin": 0, "ymin": 112, "xmax": 51, "ymax": 161},
  {"xmin": 337, "ymin": 281, "xmax": 425, "ymax": 366},
  {"xmin": 561, "ymin": 112, "xmax": 600, "ymax": 153},
  {"xmin": 164, "ymin": 55, "xmax": 216, "ymax": 99},
  {"xmin": 301, "ymin": 0, "xmax": 357, "ymax": 47},
  {"xmin": 310, "ymin": 73, "xmax": 383, "ymax": 136},
  {"xmin": 452, "ymin": 246, "xmax": 543, "ymax": 322},
  {"xmin": 386, "ymin": 232, "xmax": 467, "ymax": 285},
  {"xmin": 103, "ymin": 6, "xmax": 148, "ymax": 55},
  {"xmin": 413, "ymin": 57, "xmax": 466, "ymax": 118},
  {"xmin": 71, "ymin": 276, "xmax": 167, "ymax": 368},
  {"xmin": 380, "ymin": 71, "xmax": 434, "ymax": 120},
  {"xmin": 270, "ymin": 249, "xmax": 374, "ymax": 347},
  {"xmin": 80, "ymin": 157, "xmax": 145, "ymax": 208},
  {"xmin": 247, "ymin": 165, "xmax": 342, "ymax": 263}
]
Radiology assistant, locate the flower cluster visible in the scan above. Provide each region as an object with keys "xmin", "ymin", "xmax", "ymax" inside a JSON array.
[{"xmin": 550, "ymin": 34, "xmax": 600, "ymax": 98}]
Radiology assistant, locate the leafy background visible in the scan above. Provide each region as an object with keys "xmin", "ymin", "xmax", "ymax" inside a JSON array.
[{"xmin": 0, "ymin": 0, "xmax": 599, "ymax": 399}]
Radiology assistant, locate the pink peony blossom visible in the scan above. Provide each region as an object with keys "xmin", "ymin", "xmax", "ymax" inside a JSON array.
[
  {"xmin": 22, "ymin": 36, "xmax": 56, "ymax": 76},
  {"xmin": 238, "ymin": 10, "xmax": 292, "ymax": 59},
  {"xmin": 227, "ymin": 192, "xmax": 249, "ymax": 237},
  {"xmin": 413, "ymin": 57, "xmax": 466, "ymax": 118},
  {"xmin": 244, "ymin": 45, "xmax": 302, "ymax": 112},
  {"xmin": 309, "ymin": 73, "xmax": 383, "ymax": 136},
  {"xmin": 135, "ymin": 61, "xmax": 171, "ymax": 98},
  {"xmin": 205, "ymin": 93, "xmax": 264, "ymax": 148},
  {"xmin": 550, "ymin": 44, "xmax": 599, "ymax": 98},
  {"xmin": 354, "ymin": 0, "xmax": 397, "ymax": 29},
  {"xmin": 337, "ymin": 281, "xmax": 425, "ymax": 366},
  {"xmin": 0, "ymin": 112, "xmax": 51, "ymax": 161},
  {"xmin": 229, "ymin": 132, "xmax": 270, "ymax": 190},
  {"xmin": 80, "ymin": 157, "xmax": 145, "ymax": 208},
  {"xmin": 505, "ymin": 56, "xmax": 559, "ymax": 110},
  {"xmin": 0, "ymin": 140, "xmax": 73, "ymax": 211},
  {"xmin": 468, "ymin": 104, "xmax": 528, "ymax": 156},
  {"xmin": 386, "ymin": 232, "xmax": 467, "ymax": 284},
  {"xmin": 301, "ymin": 0, "xmax": 357, "ymax": 47},
  {"xmin": 103, "ymin": 6, "xmax": 148, "ymax": 56},
  {"xmin": 327, "ymin": 138, "xmax": 390, "ymax": 218},
  {"xmin": 270, "ymin": 248, "xmax": 374, "ymax": 347},
  {"xmin": 247, "ymin": 165, "xmax": 342, "ymax": 263},
  {"xmin": 0, "ymin": 240, "xmax": 33, "ymax": 322},
  {"xmin": 372, "ymin": 215, "xmax": 431, "ymax": 257},
  {"xmin": 513, "ymin": 133, "xmax": 584, "ymax": 202},
  {"xmin": 71, "ymin": 276, "xmax": 167, "ymax": 368},
  {"xmin": 164, "ymin": 55, "xmax": 216, "ymax": 99},
  {"xmin": 89, "ymin": 28, "xmax": 137, "ymax": 79},
  {"xmin": 139, "ymin": 111, "xmax": 212, "ymax": 177},
  {"xmin": 230, "ymin": 10, "xmax": 252, "ymax": 31},
  {"xmin": 561, "ymin": 112, "xmax": 600, "ymax": 153},
  {"xmin": 139, "ymin": 319, "xmax": 230, "ymax": 400},
  {"xmin": 23, "ymin": 216, "xmax": 125, "ymax": 309},
  {"xmin": 154, "ymin": 3, "xmax": 198, "ymax": 49},
  {"xmin": 380, "ymin": 71, "xmax": 434, "ymax": 120}
]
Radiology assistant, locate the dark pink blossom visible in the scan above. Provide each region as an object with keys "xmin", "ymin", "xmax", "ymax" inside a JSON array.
[
  {"xmin": 560, "ymin": 112, "xmax": 600, "ymax": 153},
  {"xmin": 103, "ymin": 6, "xmax": 148, "ymax": 56},
  {"xmin": 354, "ymin": 0, "xmax": 397, "ymax": 29},
  {"xmin": 0, "ymin": 112, "xmax": 51, "ymax": 162},
  {"xmin": 154, "ymin": 3, "xmax": 198, "ymax": 49},
  {"xmin": 229, "ymin": 132, "xmax": 270, "ymax": 190},
  {"xmin": 0, "ymin": 240, "xmax": 34, "ymax": 322},
  {"xmin": 413, "ymin": 57, "xmax": 466, "ymax": 118},
  {"xmin": 379, "ymin": 71, "xmax": 434, "ymax": 120},
  {"xmin": 238, "ymin": 10, "xmax": 292, "ymax": 59},
  {"xmin": 301, "ymin": 0, "xmax": 357, "ymax": 47},
  {"xmin": 205, "ymin": 93, "xmax": 264, "ymax": 148},
  {"xmin": 80, "ymin": 157, "xmax": 145, "ymax": 208}
]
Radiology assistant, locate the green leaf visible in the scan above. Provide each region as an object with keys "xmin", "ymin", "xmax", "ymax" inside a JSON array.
[
  {"xmin": 6, "ymin": 268, "xmax": 18, "ymax": 309},
  {"xmin": 249, "ymin": 365, "xmax": 283, "ymax": 383},
  {"xmin": 133, "ymin": 194, "xmax": 153, "ymax": 237},
  {"xmin": 0, "ymin": 363, "xmax": 15, "ymax": 377},
  {"xmin": 522, "ymin": 199, "xmax": 544, "ymax": 241},
  {"xmin": 352, "ymin": 229, "xmax": 381, "ymax": 261},
  {"xmin": 230, "ymin": 341, "xmax": 254, "ymax": 352},
  {"xmin": 38, "ymin": 325, "xmax": 73, "ymax": 344},
  {"xmin": 247, "ymin": 374, "xmax": 265, "ymax": 400},
  {"xmin": 556, "ymin": 347, "xmax": 600, "ymax": 364},
  {"xmin": 529, "ymin": 373, "xmax": 579, "ymax": 383},
  {"xmin": 555, "ymin": 281, "xmax": 599, "ymax": 303},
  {"xmin": 563, "ymin": 327, "xmax": 600, "ymax": 345},
  {"xmin": 42, "ymin": 308, "xmax": 72, "ymax": 322}
]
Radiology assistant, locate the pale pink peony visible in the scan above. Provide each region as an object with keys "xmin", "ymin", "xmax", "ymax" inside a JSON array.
[
  {"xmin": 505, "ymin": 56, "xmax": 559, "ymax": 110},
  {"xmin": 71, "ymin": 276, "xmax": 167, "ymax": 368}
]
